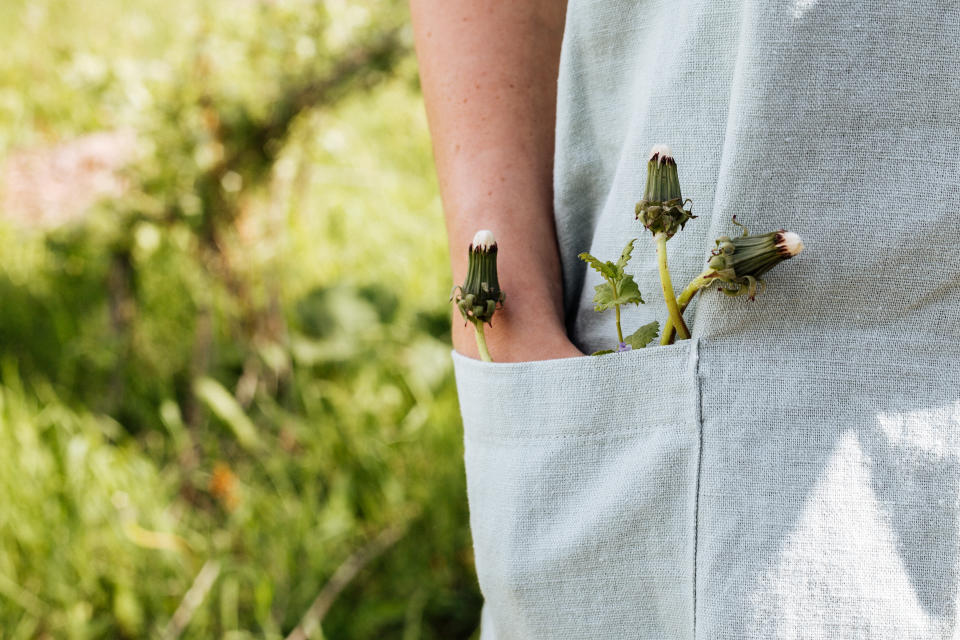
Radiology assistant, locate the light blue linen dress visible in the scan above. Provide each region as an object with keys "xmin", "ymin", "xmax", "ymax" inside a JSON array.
[{"xmin": 453, "ymin": 1, "xmax": 960, "ymax": 637}]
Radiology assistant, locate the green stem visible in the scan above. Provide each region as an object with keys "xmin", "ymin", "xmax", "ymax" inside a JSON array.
[
  {"xmin": 615, "ymin": 304, "xmax": 624, "ymax": 344},
  {"xmin": 473, "ymin": 322, "xmax": 492, "ymax": 362},
  {"xmin": 661, "ymin": 271, "xmax": 714, "ymax": 345},
  {"xmin": 655, "ymin": 232, "xmax": 690, "ymax": 343}
]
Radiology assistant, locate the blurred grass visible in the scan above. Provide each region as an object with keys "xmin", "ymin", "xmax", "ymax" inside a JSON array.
[{"xmin": 0, "ymin": 0, "xmax": 479, "ymax": 638}]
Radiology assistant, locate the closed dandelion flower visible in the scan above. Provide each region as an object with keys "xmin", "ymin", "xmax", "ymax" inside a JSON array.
[
  {"xmin": 450, "ymin": 229, "xmax": 505, "ymax": 361},
  {"xmin": 660, "ymin": 218, "xmax": 805, "ymax": 344},
  {"xmin": 452, "ymin": 229, "xmax": 505, "ymax": 326},
  {"xmin": 706, "ymin": 219, "xmax": 804, "ymax": 301},
  {"xmin": 635, "ymin": 144, "xmax": 696, "ymax": 239},
  {"xmin": 636, "ymin": 143, "xmax": 696, "ymax": 341}
]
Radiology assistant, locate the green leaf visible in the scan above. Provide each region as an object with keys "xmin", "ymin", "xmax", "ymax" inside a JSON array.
[
  {"xmin": 624, "ymin": 321, "xmax": 660, "ymax": 349},
  {"xmin": 578, "ymin": 252, "xmax": 617, "ymax": 281},
  {"xmin": 591, "ymin": 282, "xmax": 616, "ymax": 311},
  {"xmin": 615, "ymin": 274, "xmax": 644, "ymax": 306},
  {"xmin": 592, "ymin": 274, "xmax": 644, "ymax": 311},
  {"xmin": 615, "ymin": 238, "xmax": 637, "ymax": 272},
  {"xmin": 591, "ymin": 349, "xmax": 615, "ymax": 356}
]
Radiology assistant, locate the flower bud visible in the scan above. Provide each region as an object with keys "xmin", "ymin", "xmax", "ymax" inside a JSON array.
[
  {"xmin": 706, "ymin": 228, "xmax": 804, "ymax": 300},
  {"xmin": 471, "ymin": 229, "xmax": 496, "ymax": 251},
  {"xmin": 635, "ymin": 144, "xmax": 696, "ymax": 238},
  {"xmin": 451, "ymin": 229, "xmax": 506, "ymax": 325}
]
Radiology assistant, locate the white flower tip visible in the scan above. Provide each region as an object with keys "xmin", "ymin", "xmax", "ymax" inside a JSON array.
[
  {"xmin": 472, "ymin": 229, "xmax": 496, "ymax": 250},
  {"xmin": 648, "ymin": 143, "xmax": 674, "ymax": 166},
  {"xmin": 778, "ymin": 231, "xmax": 804, "ymax": 256}
]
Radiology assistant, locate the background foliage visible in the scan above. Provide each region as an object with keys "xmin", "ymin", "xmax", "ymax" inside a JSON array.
[{"xmin": 0, "ymin": 0, "xmax": 480, "ymax": 637}]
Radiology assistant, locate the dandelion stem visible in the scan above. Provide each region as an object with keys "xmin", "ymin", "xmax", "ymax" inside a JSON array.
[
  {"xmin": 473, "ymin": 322, "xmax": 492, "ymax": 362},
  {"xmin": 656, "ymin": 232, "xmax": 690, "ymax": 342},
  {"xmin": 662, "ymin": 271, "xmax": 714, "ymax": 345}
]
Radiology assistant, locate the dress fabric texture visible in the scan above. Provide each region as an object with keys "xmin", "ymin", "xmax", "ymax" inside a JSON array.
[{"xmin": 452, "ymin": 1, "xmax": 960, "ymax": 638}]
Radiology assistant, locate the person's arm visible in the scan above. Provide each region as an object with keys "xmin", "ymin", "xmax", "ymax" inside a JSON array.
[{"xmin": 410, "ymin": 0, "xmax": 582, "ymax": 362}]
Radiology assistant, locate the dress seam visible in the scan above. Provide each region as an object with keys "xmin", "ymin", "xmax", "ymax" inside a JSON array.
[{"xmin": 690, "ymin": 337, "xmax": 704, "ymax": 640}]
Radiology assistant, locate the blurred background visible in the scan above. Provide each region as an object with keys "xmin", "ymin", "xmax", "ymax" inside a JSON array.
[{"xmin": 0, "ymin": 0, "xmax": 481, "ymax": 637}]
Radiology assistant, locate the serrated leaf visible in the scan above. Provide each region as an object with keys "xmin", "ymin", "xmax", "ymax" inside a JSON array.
[
  {"xmin": 615, "ymin": 238, "xmax": 637, "ymax": 273},
  {"xmin": 591, "ymin": 282, "xmax": 616, "ymax": 311},
  {"xmin": 578, "ymin": 252, "xmax": 617, "ymax": 281},
  {"xmin": 591, "ymin": 349, "xmax": 615, "ymax": 356},
  {"xmin": 624, "ymin": 321, "xmax": 660, "ymax": 349},
  {"xmin": 616, "ymin": 275, "xmax": 644, "ymax": 306},
  {"xmin": 592, "ymin": 275, "xmax": 644, "ymax": 311}
]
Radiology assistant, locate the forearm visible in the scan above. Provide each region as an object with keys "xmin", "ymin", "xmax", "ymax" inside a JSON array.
[{"xmin": 410, "ymin": 0, "xmax": 579, "ymax": 361}]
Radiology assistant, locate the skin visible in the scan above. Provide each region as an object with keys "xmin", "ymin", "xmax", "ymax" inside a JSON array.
[{"xmin": 410, "ymin": 0, "xmax": 583, "ymax": 362}]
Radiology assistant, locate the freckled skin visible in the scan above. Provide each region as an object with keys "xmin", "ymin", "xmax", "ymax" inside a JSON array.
[{"xmin": 410, "ymin": 0, "xmax": 581, "ymax": 362}]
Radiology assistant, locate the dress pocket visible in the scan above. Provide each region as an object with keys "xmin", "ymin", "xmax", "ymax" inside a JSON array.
[{"xmin": 452, "ymin": 340, "xmax": 702, "ymax": 640}]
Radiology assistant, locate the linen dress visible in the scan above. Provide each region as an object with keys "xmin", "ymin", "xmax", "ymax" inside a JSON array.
[{"xmin": 452, "ymin": 1, "xmax": 960, "ymax": 637}]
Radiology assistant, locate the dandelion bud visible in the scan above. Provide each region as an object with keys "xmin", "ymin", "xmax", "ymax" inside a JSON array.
[
  {"xmin": 451, "ymin": 229, "xmax": 505, "ymax": 326},
  {"xmin": 706, "ymin": 227, "xmax": 804, "ymax": 300},
  {"xmin": 635, "ymin": 144, "xmax": 696, "ymax": 238},
  {"xmin": 471, "ymin": 229, "xmax": 496, "ymax": 251}
]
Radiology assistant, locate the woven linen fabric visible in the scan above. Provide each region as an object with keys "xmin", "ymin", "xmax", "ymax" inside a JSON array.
[
  {"xmin": 452, "ymin": 1, "xmax": 960, "ymax": 638},
  {"xmin": 454, "ymin": 343, "xmax": 702, "ymax": 637}
]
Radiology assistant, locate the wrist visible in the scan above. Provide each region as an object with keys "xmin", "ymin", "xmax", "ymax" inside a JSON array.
[{"xmin": 452, "ymin": 310, "xmax": 581, "ymax": 362}]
